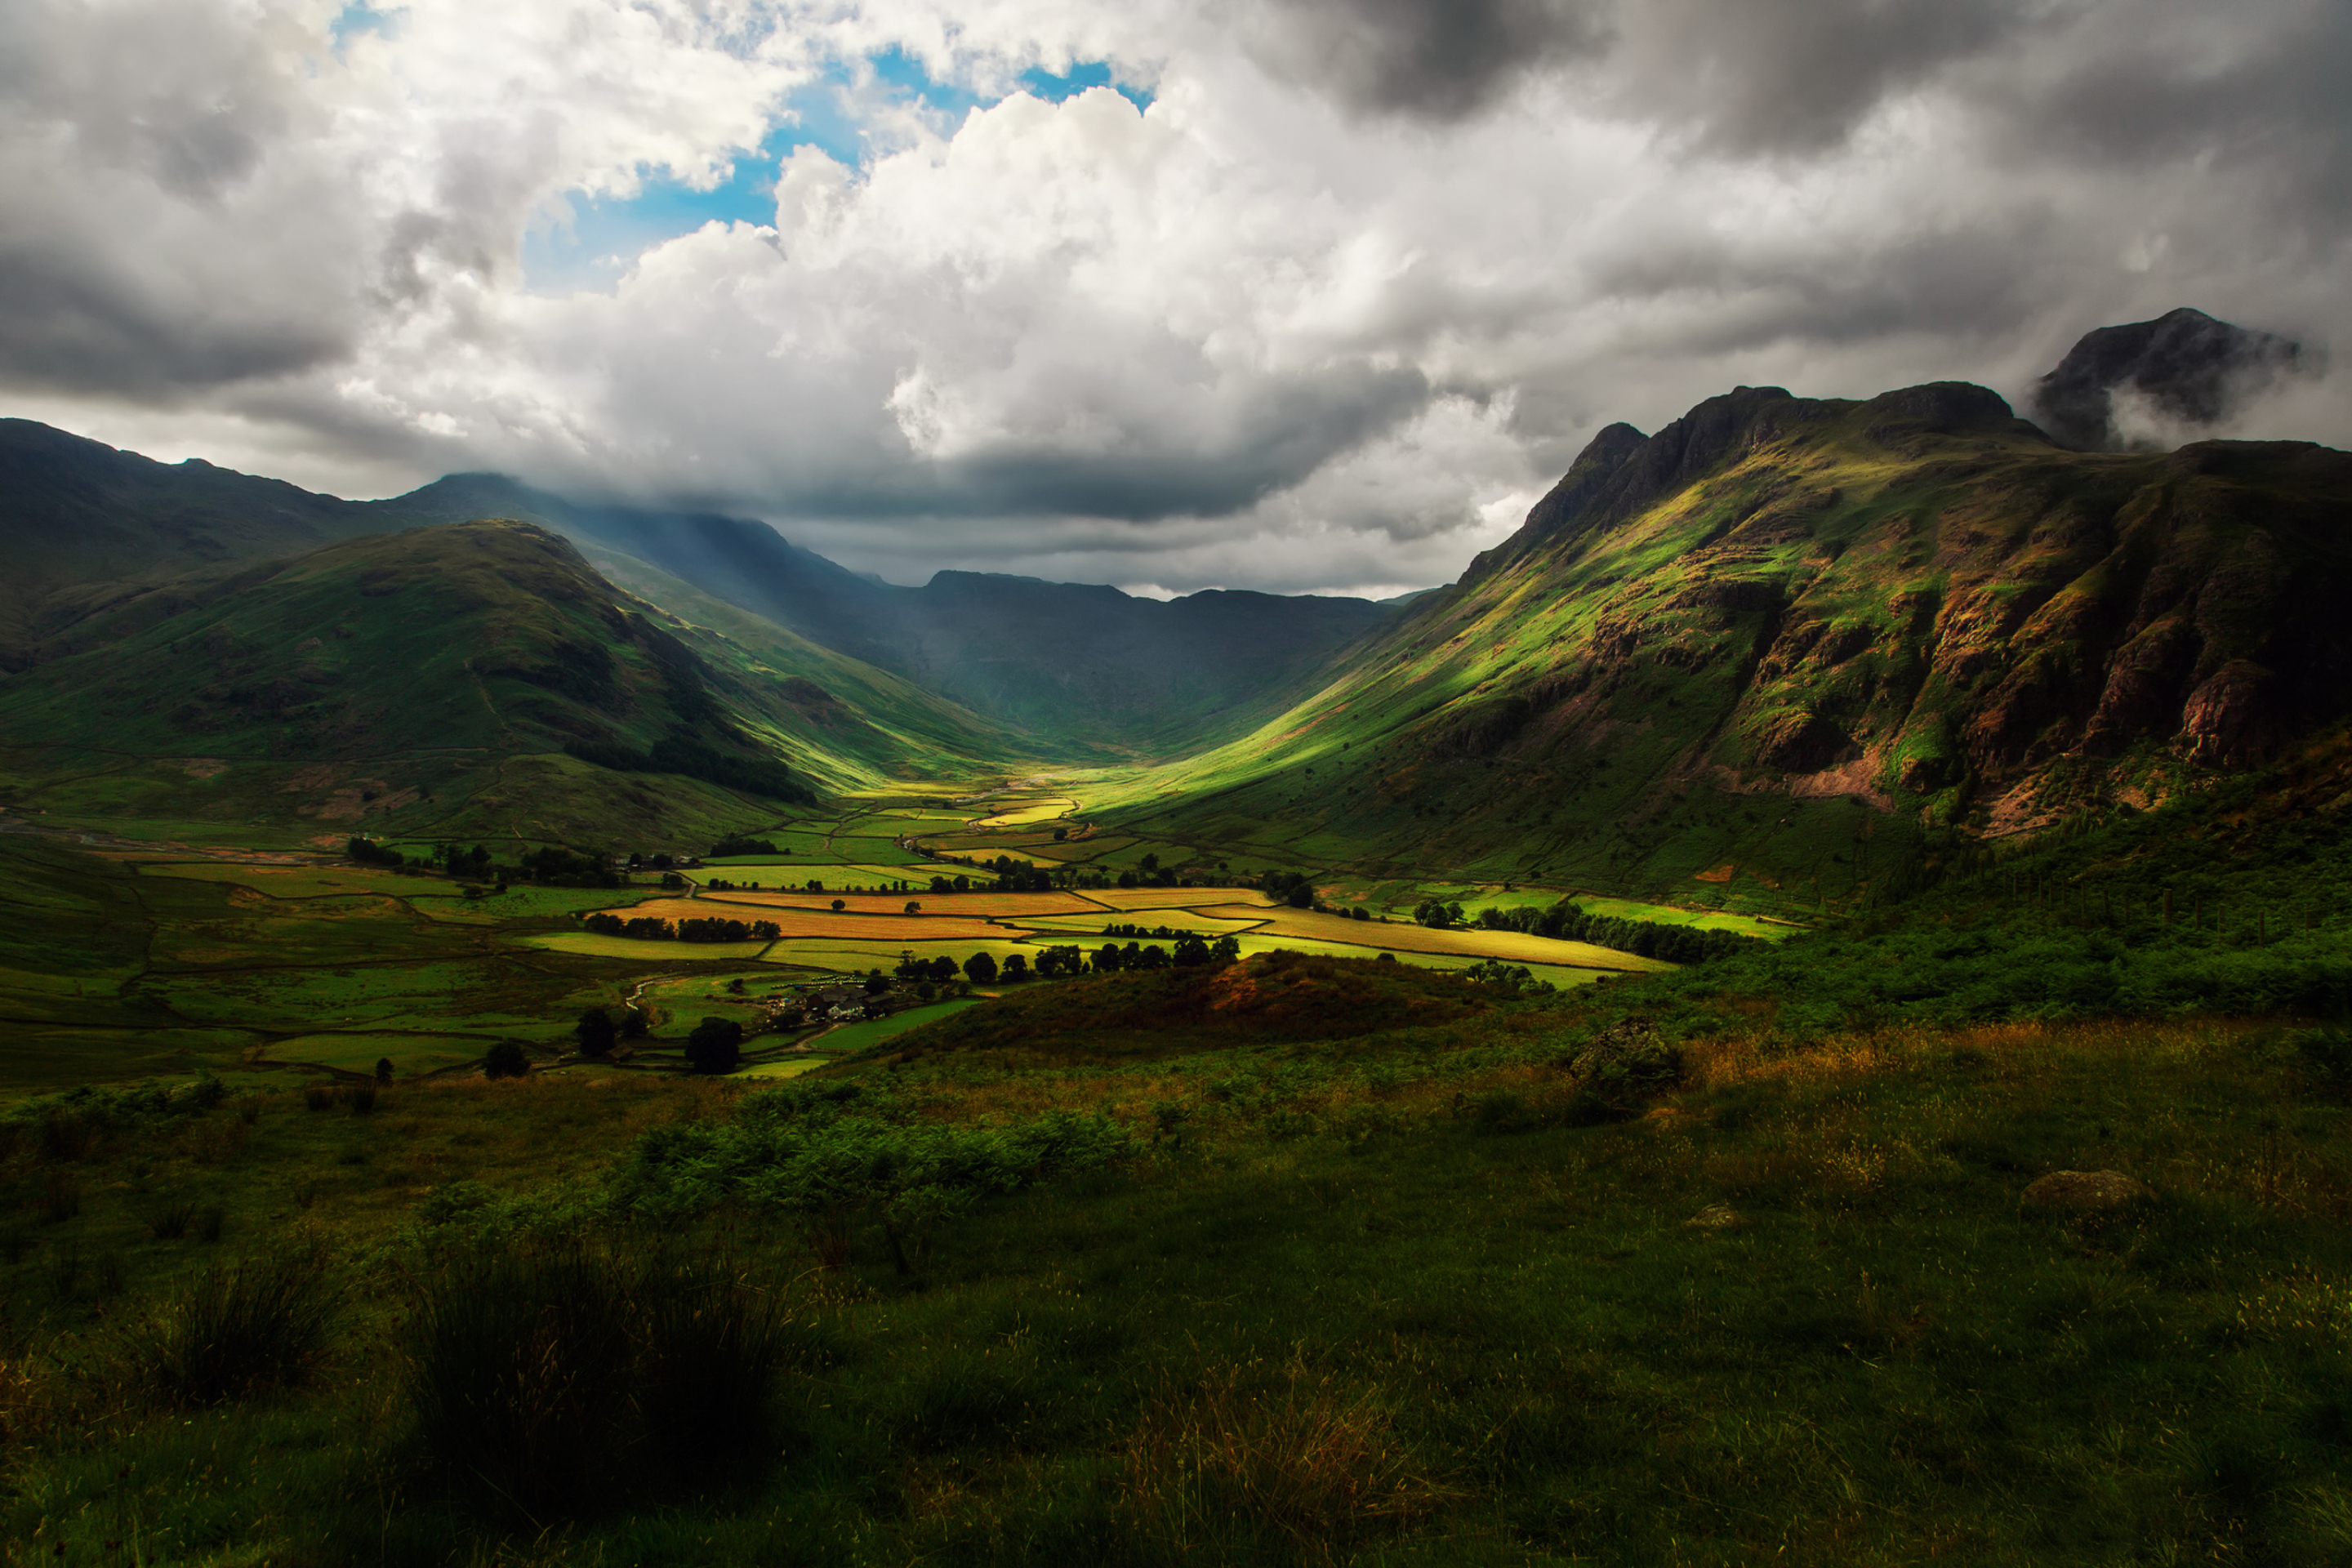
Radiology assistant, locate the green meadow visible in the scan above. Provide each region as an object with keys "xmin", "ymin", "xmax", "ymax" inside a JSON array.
[{"xmin": 5, "ymin": 763, "xmax": 2352, "ymax": 1564}]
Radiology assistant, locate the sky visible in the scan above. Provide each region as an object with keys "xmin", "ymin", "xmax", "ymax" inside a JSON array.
[{"xmin": 2, "ymin": 0, "xmax": 2348, "ymax": 599}]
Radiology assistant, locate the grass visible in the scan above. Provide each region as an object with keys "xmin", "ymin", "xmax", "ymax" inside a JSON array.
[{"xmin": 7, "ymin": 959, "xmax": 2352, "ymax": 1562}]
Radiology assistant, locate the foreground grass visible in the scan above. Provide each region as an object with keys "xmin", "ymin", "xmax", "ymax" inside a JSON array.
[{"xmin": 5, "ymin": 958, "xmax": 2352, "ymax": 1565}]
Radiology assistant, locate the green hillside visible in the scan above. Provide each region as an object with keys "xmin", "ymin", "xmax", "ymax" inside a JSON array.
[
  {"xmin": 0, "ymin": 521, "xmax": 1010, "ymax": 849},
  {"xmin": 1090, "ymin": 384, "xmax": 2352, "ymax": 912},
  {"xmin": 0, "ymin": 419, "xmax": 445, "ymax": 669}
]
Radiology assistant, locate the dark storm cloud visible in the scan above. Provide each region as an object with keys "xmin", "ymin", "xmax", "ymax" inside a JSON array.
[
  {"xmin": 1984, "ymin": 4, "xmax": 2352, "ymax": 230},
  {"xmin": 1603, "ymin": 0, "xmax": 2021, "ymax": 155},
  {"xmin": 1250, "ymin": 0, "xmax": 1606, "ymax": 120},
  {"xmin": 0, "ymin": 0, "xmax": 363, "ymax": 396},
  {"xmin": 1258, "ymin": 0, "xmax": 2022, "ymax": 148}
]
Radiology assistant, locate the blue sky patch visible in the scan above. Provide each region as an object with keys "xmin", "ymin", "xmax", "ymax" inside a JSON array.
[{"xmin": 522, "ymin": 49, "xmax": 1148, "ymax": 294}]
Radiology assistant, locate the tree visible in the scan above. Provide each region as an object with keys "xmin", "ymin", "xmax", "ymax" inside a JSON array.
[
  {"xmin": 373, "ymin": 1057, "xmax": 395, "ymax": 1085},
  {"xmin": 685, "ymin": 1017, "xmax": 744, "ymax": 1074},
  {"xmin": 575, "ymin": 1007, "xmax": 617, "ymax": 1059},
  {"xmin": 1141, "ymin": 853, "xmax": 1160, "ymax": 873},
  {"xmin": 1285, "ymin": 883, "xmax": 1315, "ymax": 909},
  {"xmin": 482, "ymin": 1040, "xmax": 531, "ymax": 1079},
  {"xmin": 1210, "ymin": 935, "xmax": 1241, "ymax": 964},
  {"xmin": 963, "ymin": 951, "xmax": 999, "ymax": 986},
  {"xmin": 831, "ymin": 898, "xmax": 847, "ymax": 912},
  {"xmin": 1000, "ymin": 953, "xmax": 1030, "ymax": 982},
  {"xmin": 904, "ymin": 900, "xmax": 921, "ymax": 914},
  {"xmin": 619, "ymin": 1007, "xmax": 649, "ymax": 1040},
  {"xmin": 1173, "ymin": 935, "xmax": 1210, "ymax": 967}
]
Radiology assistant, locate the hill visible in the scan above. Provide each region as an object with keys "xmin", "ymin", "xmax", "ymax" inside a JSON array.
[
  {"xmin": 391, "ymin": 474, "xmax": 1393, "ymax": 756},
  {"xmin": 0, "ymin": 419, "xmax": 448, "ymax": 669},
  {"xmin": 1092, "ymin": 381, "xmax": 2352, "ymax": 908},
  {"xmin": 0, "ymin": 519, "xmax": 1012, "ymax": 847},
  {"xmin": 0, "ymin": 421, "xmax": 1395, "ymax": 760}
]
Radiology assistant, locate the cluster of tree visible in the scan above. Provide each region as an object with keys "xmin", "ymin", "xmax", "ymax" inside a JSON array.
[
  {"xmin": 346, "ymin": 836, "xmax": 403, "ymax": 868},
  {"xmin": 581, "ymin": 912, "xmax": 782, "ymax": 943},
  {"xmin": 518, "ymin": 845, "xmax": 619, "ymax": 888},
  {"xmin": 708, "ymin": 835, "xmax": 780, "ymax": 857},
  {"xmin": 686, "ymin": 1017, "xmax": 744, "ymax": 1074},
  {"xmin": 1099, "ymin": 922, "xmax": 1187, "ymax": 940},
  {"xmin": 1094, "ymin": 934, "xmax": 1241, "ymax": 971},
  {"xmin": 892, "ymin": 946, "xmax": 1087, "ymax": 987},
  {"xmin": 1258, "ymin": 869, "xmax": 1319, "ymax": 909},
  {"xmin": 1461, "ymin": 901, "xmax": 1768, "ymax": 964},
  {"xmin": 572, "ymin": 1005, "xmax": 650, "ymax": 1059},
  {"xmin": 566, "ymin": 731, "xmax": 812, "ymax": 804},
  {"xmin": 974, "ymin": 854, "xmax": 1057, "ymax": 893},
  {"xmin": 1460, "ymin": 960, "xmax": 1557, "ymax": 995}
]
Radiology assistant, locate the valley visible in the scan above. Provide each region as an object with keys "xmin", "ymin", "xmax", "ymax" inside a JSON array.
[{"xmin": 4, "ymin": 341, "xmax": 2352, "ymax": 1565}]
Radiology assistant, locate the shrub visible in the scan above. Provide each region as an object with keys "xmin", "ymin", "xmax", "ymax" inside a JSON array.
[
  {"xmin": 129, "ymin": 1245, "xmax": 337, "ymax": 1405},
  {"xmin": 483, "ymin": 1041, "xmax": 532, "ymax": 1080},
  {"xmin": 145, "ymin": 1201, "xmax": 194, "ymax": 1241},
  {"xmin": 403, "ymin": 1239, "xmax": 790, "ymax": 1518}
]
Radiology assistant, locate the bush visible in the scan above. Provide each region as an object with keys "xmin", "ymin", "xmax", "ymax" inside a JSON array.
[
  {"xmin": 145, "ymin": 1201, "xmax": 194, "ymax": 1241},
  {"xmin": 403, "ymin": 1239, "xmax": 790, "ymax": 1519},
  {"xmin": 685, "ymin": 1018, "xmax": 744, "ymax": 1075},
  {"xmin": 483, "ymin": 1040, "xmax": 532, "ymax": 1080},
  {"xmin": 129, "ymin": 1245, "xmax": 338, "ymax": 1405}
]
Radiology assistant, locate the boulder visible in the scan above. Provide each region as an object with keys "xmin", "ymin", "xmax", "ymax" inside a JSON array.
[{"xmin": 2019, "ymin": 1169, "xmax": 2153, "ymax": 1214}]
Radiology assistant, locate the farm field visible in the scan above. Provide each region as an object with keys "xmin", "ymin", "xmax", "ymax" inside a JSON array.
[{"xmin": 0, "ymin": 775, "xmax": 1708, "ymax": 1103}]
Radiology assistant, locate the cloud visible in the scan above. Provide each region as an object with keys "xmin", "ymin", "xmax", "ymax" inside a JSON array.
[{"xmin": 0, "ymin": 0, "xmax": 2347, "ymax": 597}]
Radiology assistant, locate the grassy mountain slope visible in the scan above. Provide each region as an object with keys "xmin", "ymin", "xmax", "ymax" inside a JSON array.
[
  {"xmin": 1092, "ymin": 382, "xmax": 2352, "ymax": 909},
  {"xmin": 0, "ymin": 419, "xmax": 443, "ymax": 668},
  {"xmin": 0, "ymin": 520, "xmax": 993, "ymax": 848},
  {"xmin": 394, "ymin": 474, "xmax": 1392, "ymax": 757}
]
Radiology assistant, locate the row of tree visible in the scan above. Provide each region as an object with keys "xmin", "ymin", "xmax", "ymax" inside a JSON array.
[
  {"xmin": 1437, "ymin": 899, "xmax": 1769, "ymax": 964},
  {"xmin": 581, "ymin": 912, "xmax": 784, "ymax": 943}
]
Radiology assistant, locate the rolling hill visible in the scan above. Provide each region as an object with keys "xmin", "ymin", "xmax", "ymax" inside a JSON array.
[
  {"xmin": 1093, "ymin": 380, "xmax": 2352, "ymax": 907},
  {"xmin": 0, "ymin": 421, "xmax": 1394, "ymax": 760},
  {"xmin": 0, "ymin": 519, "xmax": 1025, "ymax": 849},
  {"xmin": 390, "ymin": 474, "xmax": 1394, "ymax": 756}
]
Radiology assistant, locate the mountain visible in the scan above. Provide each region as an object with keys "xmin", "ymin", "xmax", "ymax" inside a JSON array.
[
  {"xmin": 2031, "ymin": 306, "xmax": 2305, "ymax": 452},
  {"xmin": 0, "ymin": 418, "xmax": 448, "ymax": 668},
  {"xmin": 0, "ymin": 519, "xmax": 1019, "ymax": 846},
  {"xmin": 390, "ymin": 474, "xmax": 1394, "ymax": 756},
  {"xmin": 0, "ymin": 421, "xmax": 1392, "ymax": 759},
  {"xmin": 1095, "ymin": 380, "xmax": 2352, "ymax": 905}
]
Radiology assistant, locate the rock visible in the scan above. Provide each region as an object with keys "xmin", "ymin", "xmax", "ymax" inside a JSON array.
[
  {"xmin": 1685, "ymin": 1203, "xmax": 1744, "ymax": 1230},
  {"xmin": 2018, "ymin": 1170, "xmax": 2153, "ymax": 1214}
]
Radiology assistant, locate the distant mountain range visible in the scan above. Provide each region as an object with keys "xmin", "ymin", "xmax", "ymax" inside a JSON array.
[
  {"xmin": 0, "ymin": 425, "xmax": 1391, "ymax": 758},
  {"xmin": 2, "ymin": 310, "xmax": 2342, "ymax": 898}
]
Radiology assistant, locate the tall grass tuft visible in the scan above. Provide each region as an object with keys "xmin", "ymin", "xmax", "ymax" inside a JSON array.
[
  {"xmin": 130, "ymin": 1244, "xmax": 337, "ymax": 1405},
  {"xmin": 1118, "ymin": 1361, "xmax": 1451, "ymax": 1565},
  {"xmin": 39, "ymin": 1172, "xmax": 80, "ymax": 1224},
  {"xmin": 403, "ymin": 1237, "xmax": 790, "ymax": 1520}
]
